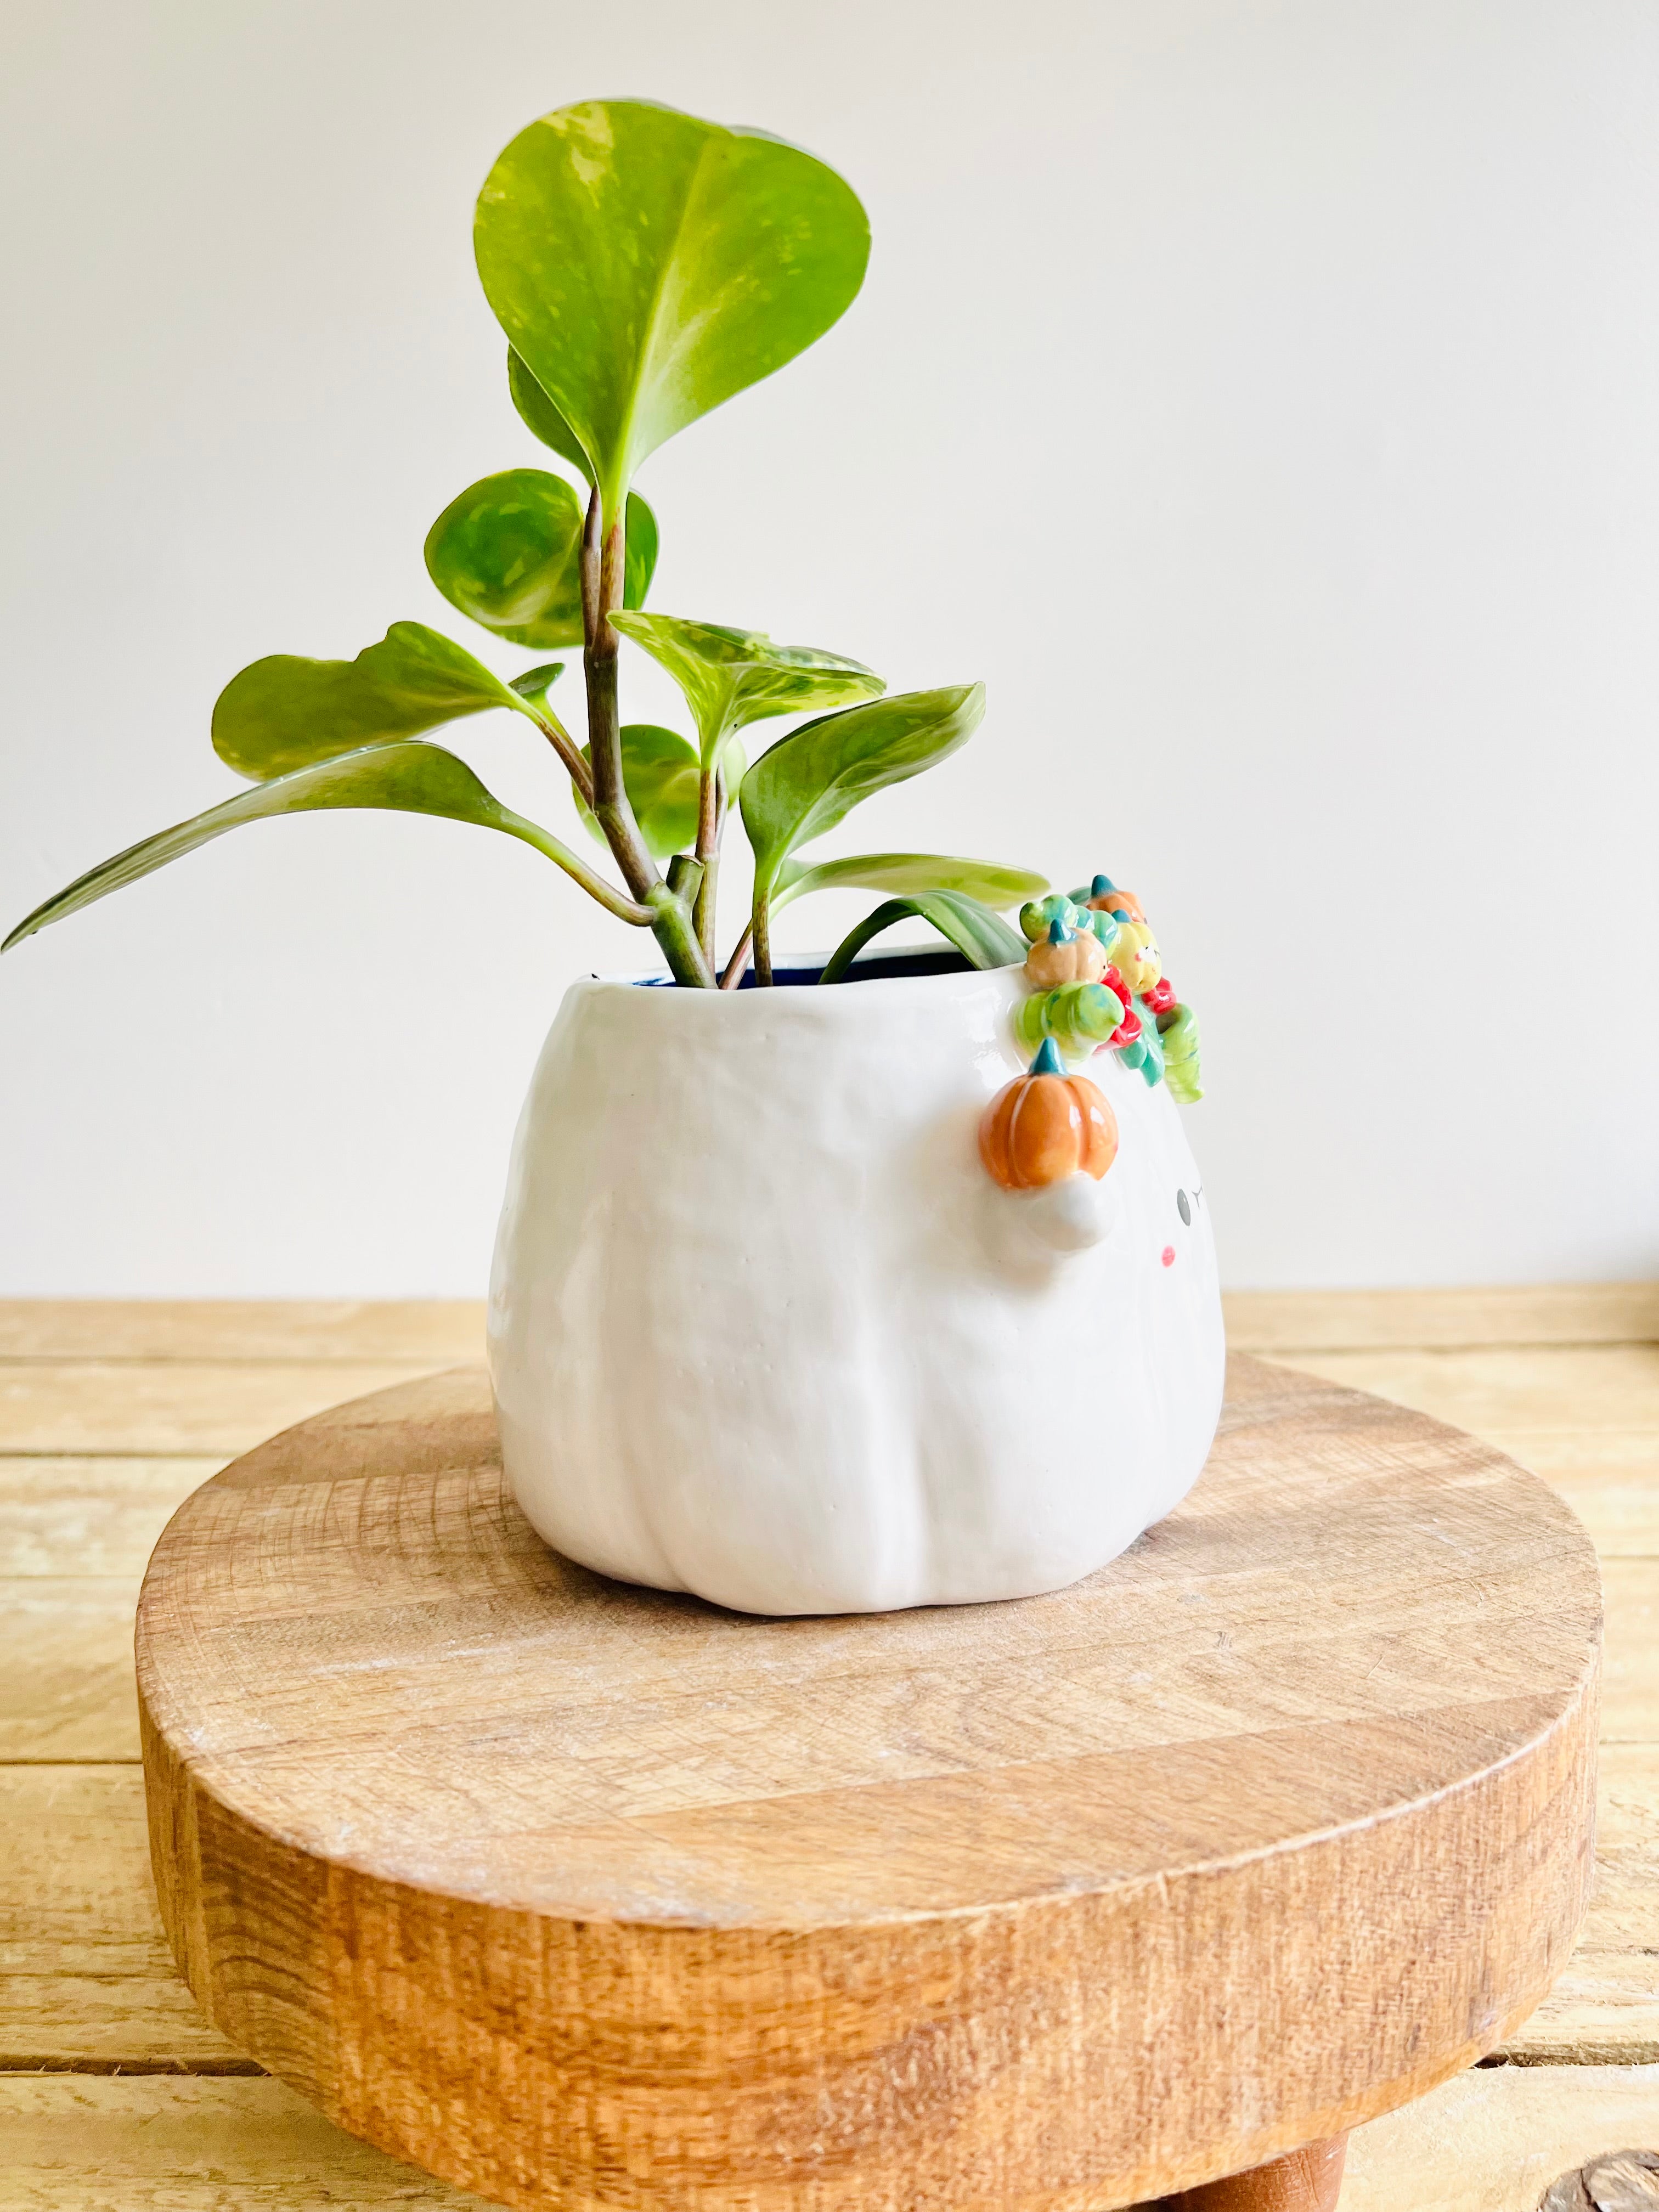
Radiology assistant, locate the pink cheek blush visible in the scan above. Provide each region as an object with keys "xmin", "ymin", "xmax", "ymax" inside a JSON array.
[{"xmin": 1161, "ymin": 1245, "xmax": 1176, "ymax": 1268}]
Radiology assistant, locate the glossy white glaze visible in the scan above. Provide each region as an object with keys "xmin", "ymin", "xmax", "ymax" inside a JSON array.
[{"xmin": 488, "ymin": 964, "xmax": 1224, "ymax": 1616}]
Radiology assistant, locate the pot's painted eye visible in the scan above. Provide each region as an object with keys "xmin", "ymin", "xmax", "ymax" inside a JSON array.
[{"xmin": 1177, "ymin": 1189, "xmax": 1191, "ymax": 1226}]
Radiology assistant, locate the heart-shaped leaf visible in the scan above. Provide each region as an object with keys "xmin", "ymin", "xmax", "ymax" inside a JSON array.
[
  {"xmin": 820, "ymin": 891, "xmax": 1028, "ymax": 983},
  {"xmin": 3, "ymin": 742, "xmax": 626, "ymax": 953},
  {"xmin": 573, "ymin": 723, "xmax": 705, "ymax": 861},
  {"xmin": 476, "ymin": 100, "xmax": 870, "ymax": 520},
  {"xmin": 740, "ymin": 684, "xmax": 986, "ymax": 900},
  {"xmin": 610, "ymin": 612, "xmax": 881, "ymax": 766},
  {"xmin": 774, "ymin": 851, "xmax": 1047, "ymax": 911},
  {"xmin": 211, "ymin": 622, "xmax": 534, "ymax": 780},
  {"xmin": 507, "ymin": 347, "xmax": 591, "ymax": 482},
  {"xmin": 424, "ymin": 471, "xmax": 658, "ymax": 650}
]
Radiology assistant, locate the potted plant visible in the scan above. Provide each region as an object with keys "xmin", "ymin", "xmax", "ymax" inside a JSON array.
[{"xmin": 5, "ymin": 98, "xmax": 1222, "ymax": 1616}]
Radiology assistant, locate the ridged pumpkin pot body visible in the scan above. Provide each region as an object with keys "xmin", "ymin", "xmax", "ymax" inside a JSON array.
[{"xmin": 489, "ymin": 964, "xmax": 1224, "ymax": 1616}]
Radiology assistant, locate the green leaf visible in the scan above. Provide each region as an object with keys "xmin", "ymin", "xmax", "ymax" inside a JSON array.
[
  {"xmin": 622, "ymin": 495, "xmax": 659, "ymax": 615},
  {"xmin": 509, "ymin": 661, "xmax": 565, "ymax": 714},
  {"xmin": 573, "ymin": 723, "xmax": 701, "ymax": 861},
  {"xmin": 740, "ymin": 684, "xmax": 986, "ymax": 899},
  {"xmin": 572, "ymin": 725, "xmax": 750, "ymax": 861},
  {"xmin": 610, "ymin": 612, "xmax": 881, "ymax": 766},
  {"xmin": 774, "ymin": 851, "xmax": 1047, "ymax": 912},
  {"xmin": 475, "ymin": 100, "xmax": 870, "ymax": 520},
  {"xmin": 211, "ymin": 622, "xmax": 533, "ymax": 780},
  {"xmin": 820, "ymin": 891, "xmax": 1028, "ymax": 983},
  {"xmin": 2, "ymin": 743, "xmax": 609, "ymax": 953},
  {"xmin": 424, "ymin": 471, "xmax": 658, "ymax": 651},
  {"xmin": 507, "ymin": 347, "xmax": 591, "ymax": 482},
  {"xmin": 425, "ymin": 469, "xmax": 580, "ymax": 647}
]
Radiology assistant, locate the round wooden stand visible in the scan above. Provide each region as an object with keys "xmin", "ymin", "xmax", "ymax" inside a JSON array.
[{"xmin": 137, "ymin": 1356, "xmax": 1600, "ymax": 2212}]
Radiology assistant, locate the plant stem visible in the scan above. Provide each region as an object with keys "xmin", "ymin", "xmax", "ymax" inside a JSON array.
[
  {"xmin": 646, "ymin": 883, "xmax": 713, "ymax": 986},
  {"xmin": 516, "ymin": 833, "xmax": 656, "ymax": 924},
  {"xmin": 581, "ymin": 490, "xmax": 654, "ymax": 907},
  {"xmin": 752, "ymin": 893, "xmax": 772, "ymax": 986},
  {"xmin": 719, "ymin": 921, "xmax": 753, "ymax": 990},
  {"xmin": 532, "ymin": 708, "xmax": 592, "ymax": 806},
  {"xmin": 693, "ymin": 761, "xmax": 723, "ymax": 965},
  {"xmin": 580, "ymin": 487, "xmax": 712, "ymax": 986}
]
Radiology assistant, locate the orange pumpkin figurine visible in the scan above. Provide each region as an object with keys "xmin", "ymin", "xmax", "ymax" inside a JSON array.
[
  {"xmin": 1023, "ymin": 916, "xmax": 1107, "ymax": 989},
  {"xmin": 979, "ymin": 1038, "xmax": 1120, "ymax": 1190},
  {"xmin": 1084, "ymin": 872, "xmax": 1148, "ymax": 927}
]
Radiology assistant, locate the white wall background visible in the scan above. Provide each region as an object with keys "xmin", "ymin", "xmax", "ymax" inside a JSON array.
[{"xmin": 2, "ymin": 0, "xmax": 1656, "ymax": 1294}]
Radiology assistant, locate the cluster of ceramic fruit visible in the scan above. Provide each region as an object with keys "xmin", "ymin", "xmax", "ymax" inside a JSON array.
[
  {"xmin": 977, "ymin": 874, "xmax": 1203, "ymax": 1197},
  {"xmin": 1012, "ymin": 875, "xmax": 1201, "ymax": 1105}
]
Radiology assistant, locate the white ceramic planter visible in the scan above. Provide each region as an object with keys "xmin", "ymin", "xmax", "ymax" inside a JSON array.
[{"xmin": 488, "ymin": 959, "xmax": 1224, "ymax": 1616}]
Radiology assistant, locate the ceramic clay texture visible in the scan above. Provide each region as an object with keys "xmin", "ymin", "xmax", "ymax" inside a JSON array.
[{"xmin": 488, "ymin": 964, "xmax": 1223, "ymax": 1613}]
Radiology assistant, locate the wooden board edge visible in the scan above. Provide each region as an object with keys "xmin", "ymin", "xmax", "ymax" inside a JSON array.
[{"xmin": 136, "ymin": 1640, "xmax": 1602, "ymax": 2211}]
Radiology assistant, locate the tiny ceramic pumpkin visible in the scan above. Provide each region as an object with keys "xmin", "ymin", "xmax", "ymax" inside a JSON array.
[
  {"xmin": 979, "ymin": 1037, "xmax": 1120, "ymax": 1190},
  {"xmin": 1085, "ymin": 873, "xmax": 1148, "ymax": 928},
  {"xmin": 1024, "ymin": 919, "xmax": 1107, "ymax": 990},
  {"xmin": 1110, "ymin": 919, "xmax": 1162, "ymax": 994}
]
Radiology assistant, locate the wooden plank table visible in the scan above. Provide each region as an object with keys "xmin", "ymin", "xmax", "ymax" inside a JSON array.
[{"xmin": 2, "ymin": 1288, "xmax": 1656, "ymax": 2210}]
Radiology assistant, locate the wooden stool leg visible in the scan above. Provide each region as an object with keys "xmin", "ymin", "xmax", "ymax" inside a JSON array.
[{"xmin": 1153, "ymin": 2132, "xmax": 1348, "ymax": 2212}]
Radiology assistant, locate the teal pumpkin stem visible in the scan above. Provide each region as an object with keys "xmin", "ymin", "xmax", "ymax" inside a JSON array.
[{"xmin": 1030, "ymin": 1037, "xmax": 1065, "ymax": 1076}]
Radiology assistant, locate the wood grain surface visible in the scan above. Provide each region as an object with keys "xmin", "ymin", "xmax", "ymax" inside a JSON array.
[
  {"xmin": 0, "ymin": 1361, "xmax": 422, "ymax": 1455},
  {"xmin": 1222, "ymin": 1283, "xmax": 1659, "ymax": 1355},
  {"xmin": 0, "ymin": 1768, "xmax": 250, "ymax": 2071},
  {"xmin": 5, "ymin": 2064, "xmax": 1655, "ymax": 2212},
  {"xmin": 3, "ymin": 1290, "xmax": 1654, "ymax": 2208},
  {"xmin": 1340, "ymin": 2064, "xmax": 1659, "ymax": 2212},
  {"xmin": 0, "ymin": 1458, "xmax": 223, "ymax": 1577},
  {"xmin": 1, "ymin": 1578, "xmax": 144, "ymax": 1760},
  {"xmin": 1283, "ymin": 1347, "xmax": 1659, "ymax": 1436},
  {"xmin": 1506, "ymin": 1745, "xmax": 1659, "ymax": 2065},
  {"xmin": 134, "ymin": 1355, "xmax": 1601, "ymax": 2212},
  {"xmin": 0, "ymin": 2074, "xmax": 497, "ymax": 2208},
  {"xmin": 0, "ymin": 1299, "xmax": 487, "ymax": 1364}
]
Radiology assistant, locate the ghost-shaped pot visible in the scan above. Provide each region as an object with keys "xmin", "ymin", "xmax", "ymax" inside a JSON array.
[{"xmin": 489, "ymin": 958, "xmax": 1223, "ymax": 1616}]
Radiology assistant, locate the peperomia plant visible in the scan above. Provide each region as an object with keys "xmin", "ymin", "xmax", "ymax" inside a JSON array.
[{"xmin": 3, "ymin": 100, "xmax": 1045, "ymax": 985}]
